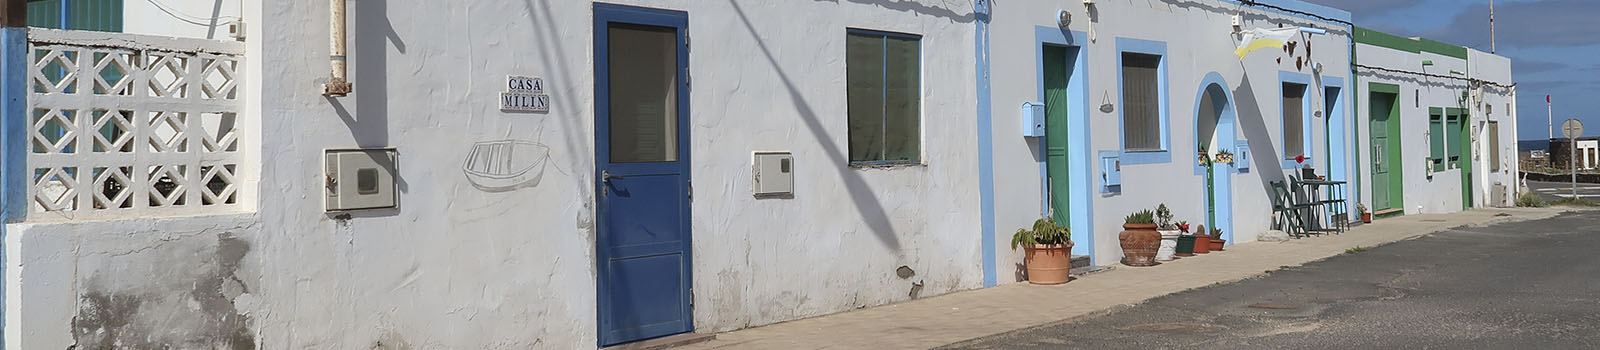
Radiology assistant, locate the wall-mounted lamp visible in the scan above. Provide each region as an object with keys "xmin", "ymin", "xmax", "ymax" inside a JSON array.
[
  {"xmin": 1422, "ymin": 60, "xmax": 1435, "ymax": 67},
  {"xmin": 1058, "ymin": 10, "xmax": 1072, "ymax": 28}
]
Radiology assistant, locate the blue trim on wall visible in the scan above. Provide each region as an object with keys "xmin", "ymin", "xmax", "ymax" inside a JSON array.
[
  {"xmin": 0, "ymin": 27, "xmax": 29, "ymax": 349},
  {"xmin": 1190, "ymin": 72, "xmax": 1237, "ymax": 244},
  {"xmin": 1322, "ymin": 76, "xmax": 1347, "ymax": 199},
  {"xmin": 975, "ymin": 0, "xmax": 996, "ymax": 288},
  {"xmin": 1279, "ymin": 70, "xmax": 1313, "ymax": 169},
  {"xmin": 1115, "ymin": 37, "xmax": 1170, "ymax": 165},
  {"xmin": 1033, "ymin": 26, "xmax": 1095, "ymax": 262}
]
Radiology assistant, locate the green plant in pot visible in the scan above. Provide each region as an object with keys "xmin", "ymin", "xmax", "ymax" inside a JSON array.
[
  {"xmin": 1011, "ymin": 218, "xmax": 1073, "ymax": 285},
  {"xmin": 1155, "ymin": 204, "xmax": 1180, "ymax": 261},
  {"xmin": 1119, "ymin": 209, "xmax": 1161, "ymax": 266},
  {"xmin": 1175, "ymin": 220, "xmax": 1196, "ymax": 257},
  {"xmin": 1207, "ymin": 227, "xmax": 1226, "ymax": 251}
]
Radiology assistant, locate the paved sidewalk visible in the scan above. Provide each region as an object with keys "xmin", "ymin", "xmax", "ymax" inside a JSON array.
[{"xmin": 675, "ymin": 207, "xmax": 1572, "ymax": 350}]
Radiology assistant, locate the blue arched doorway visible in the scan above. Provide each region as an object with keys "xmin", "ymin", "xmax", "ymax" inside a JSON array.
[{"xmin": 1193, "ymin": 73, "xmax": 1236, "ymax": 243}]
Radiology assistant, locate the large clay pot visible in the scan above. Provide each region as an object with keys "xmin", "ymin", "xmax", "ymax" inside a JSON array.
[
  {"xmin": 1194, "ymin": 234, "xmax": 1212, "ymax": 254},
  {"xmin": 1156, "ymin": 230, "xmax": 1180, "ymax": 261},
  {"xmin": 1119, "ymin": 223, "xmax": 1161, "ymax": 266},
  {"xmin": 1023, "ymin": 242, "xmax": 1075, "ymax": 285},
  {"xmin": 1209, "ymin": 238, "xmax": 1226, "ymax": 251}
]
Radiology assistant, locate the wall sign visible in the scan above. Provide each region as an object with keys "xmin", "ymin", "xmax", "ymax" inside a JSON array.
[{"xmin": 501, "ymin": 75, "xmax": 550, "ymax": 113}]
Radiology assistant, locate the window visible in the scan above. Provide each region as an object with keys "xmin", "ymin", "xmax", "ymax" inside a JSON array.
[
  {"xmin": 1429, "ymin": 108, "xmax": 1445, "ymax": 171},
  {"xmin": 846, "ymin": 29, "xmax": 920, "ymax": 165},
  {"xmin": 1281, "ymin": 82, "xmax": 1307, "ymax": 160},
  {"xmin": 1446, "ymin": 112, "xmax": 1462, "ymax": 169},
  {"xmin": 1122, "ymin": 53, "xmax": 1162, "ymax": 151},
  {"xmin": 1488, "ymin": 121, "xmax": 1501, "ymax": 171}
]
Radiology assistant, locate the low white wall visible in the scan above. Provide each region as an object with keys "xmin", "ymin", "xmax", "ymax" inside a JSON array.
[{"xmin": 5, "ymin": 214, "xmax": 261, "ymax": 349}]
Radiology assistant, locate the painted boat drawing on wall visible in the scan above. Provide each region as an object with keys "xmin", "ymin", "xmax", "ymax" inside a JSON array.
[{"xmin": 464, "ymin": 140, "xmax": 550, "ymax": 192}]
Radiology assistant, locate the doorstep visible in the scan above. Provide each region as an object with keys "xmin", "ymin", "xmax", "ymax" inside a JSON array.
[{"xmin": 604, "ymin": 333, "xmax": 715, "ymax": 350}]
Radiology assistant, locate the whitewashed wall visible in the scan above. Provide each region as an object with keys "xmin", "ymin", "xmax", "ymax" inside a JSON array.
[
  {"xmin": 124, "ymin": 0, "xmax": 242, "ymax": 40},
  {"xmin": 1468, "ymin": 48, "xmax": 1518, "ymax": 207},
  {"xmin": 987, "ymin": 0, "xmax": 1352, "ymax": 268},
  {"xmin": 241, "ymin": 0, "xmax": 976, "ymax": 349},
  {"xmin": 1355, "ymin": 43, "xmax": 1473, "ymax": 214}
]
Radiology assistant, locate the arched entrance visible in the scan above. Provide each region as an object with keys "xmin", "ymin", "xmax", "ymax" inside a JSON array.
[{"xmin": 1193, "ymin": 73, "xmax": 1235, "ymax": 243}]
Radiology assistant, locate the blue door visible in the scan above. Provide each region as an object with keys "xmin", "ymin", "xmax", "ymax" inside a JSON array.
[{"xmin": 594, "ymin": 3, "xmax": 692, "ymax": 346}]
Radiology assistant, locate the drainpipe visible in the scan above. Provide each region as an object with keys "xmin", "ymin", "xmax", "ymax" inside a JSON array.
[
  {"xmin": 1349, "ymin": 26, "xmax": 1361, "ymax": 211},
  {"xmin": 323, "ymin": 0, "xmax": 352, "ymax": 96}
]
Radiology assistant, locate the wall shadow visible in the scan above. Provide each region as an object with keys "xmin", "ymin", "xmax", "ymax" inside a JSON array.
[
  {"xmin": 810, "ymin": 0, "xmax": 975, "ymax": 23},
  {"xmin": 1232, "ymin": 71, "xmax": 1290, "ymax": 194},
  {"xmin": 731, "ymin": 0, "xmax": 901, "ymax": 251}
]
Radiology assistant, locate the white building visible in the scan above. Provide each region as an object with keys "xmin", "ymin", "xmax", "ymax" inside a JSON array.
[{"xmin": 0, "ymin": 1, "xmax": 1518, "ymax": 349}]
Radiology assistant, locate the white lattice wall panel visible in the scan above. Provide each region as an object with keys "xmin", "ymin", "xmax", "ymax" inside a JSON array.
[{"xmin": 26, "ymin": 29, "xmax": 246, "ymax": 221}]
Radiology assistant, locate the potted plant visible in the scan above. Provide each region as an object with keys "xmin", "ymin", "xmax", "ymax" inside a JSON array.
[
  {"xmin": 1011, "ymin": 218, "xmax": 1073, "ymax": 285},
  {"xmin": 1175, "ymin": 221, "xmax": 1196, "ymax": 257},
  {"xmin": 1193, "ymin": 224, "xmax": 1211, "ymax": 254},
  {"xmin": 1155, "ymin": 204, "xmax": 1180, "ymax": 261},
  {"xmin": 1207, "ymin": 227, "xmax": 1226, "ymax": 251},
  {"xmin": 1215, "ymin": 149, "xmax": 1235, "ymax": 164},
  {"xmin": 1358, "ymin": 203, "xmax": 1372, "ymax": 223},
  {"xmin": 1119, "ymin": 209, "xmax": 1161, "ymax": 266}
]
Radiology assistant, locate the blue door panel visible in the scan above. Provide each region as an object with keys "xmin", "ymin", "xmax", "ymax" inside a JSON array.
[
  {"xmin": 602, "ymin": 254, "xmax": 687, "ymax": 341},
  {"xmin": 595, "ymin": 3, "xmax": 693, "ymax": 347}
]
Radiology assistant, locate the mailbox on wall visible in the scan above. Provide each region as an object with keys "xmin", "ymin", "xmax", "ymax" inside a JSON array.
[
  {"xmin": 326, "ymin": 149, "xmax": 399, "ymax": 211},
  {"xmin": 1021, "ymin": 102, "xmax": 1046, "ymax": 137}
]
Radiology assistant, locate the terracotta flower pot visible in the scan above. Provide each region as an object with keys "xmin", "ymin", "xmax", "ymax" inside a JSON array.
[
  {"xmin": 1361, "ymin": 213, "xmax": 1373, "ymax": 223},
  {"xmin": 1176, "ymin": 235, "xmax": 1196, "ymax": 256},
  {"xmin": 1209, "ymin": 238, "xmax": 1226, "ymax": 251},
  {"xmin": 1194, "ymin": 234, "xmax": 1211, "ymax": 254},
  {"xmin": 1023, "ymin": 242, "xmax": 1074, "ymax": 285},
  {"xmin": 1119, "ymin": 223, "xmax": 1161, "ymax": 266}
]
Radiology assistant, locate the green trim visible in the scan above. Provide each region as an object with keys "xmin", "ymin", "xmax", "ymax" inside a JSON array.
[
  {"xmin": 1445, "ymin": 107, "xmax": 1467, "ymax": 116},
  {"xmin": 1369, "ymin": 82, "xmax": 1399, "ymax": 95},
  {"xmin": 1354, "ymin": 26, "xmax": 1469, "ymax": 60}
]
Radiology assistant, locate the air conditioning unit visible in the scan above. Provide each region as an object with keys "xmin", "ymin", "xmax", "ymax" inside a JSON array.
[{"xmin": 1490, "ymin": 183, "xmax": 1508, "ymax": 208}]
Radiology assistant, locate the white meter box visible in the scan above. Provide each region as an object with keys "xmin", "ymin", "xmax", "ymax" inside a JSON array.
[
  {"xmin": 326, "ymin": 149, "xmax": 399, "ymax": 211},
  {"xmin": 752, "ymin": 151, "xmax": 794, "ymax": 196}
]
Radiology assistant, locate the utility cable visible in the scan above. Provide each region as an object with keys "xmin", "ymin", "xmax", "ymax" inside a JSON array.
[{"xmin": 1355, "ymin": 63, "xmax": 1516, "ymax": 89}]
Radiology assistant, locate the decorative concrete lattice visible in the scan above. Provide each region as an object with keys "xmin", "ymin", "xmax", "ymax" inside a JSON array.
[{"xmin": 26, "ymin": 29, "xmax": 245, "ymax": 220}]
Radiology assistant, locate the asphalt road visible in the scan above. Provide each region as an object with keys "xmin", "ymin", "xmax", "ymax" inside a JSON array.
[
  {"xmin": 1527, "ymin": 180, "xmax": 1600, "ymax": 202},
  {"xmin": 943, "ymin": 210, "xmax": 1600, "ymax": 350}
]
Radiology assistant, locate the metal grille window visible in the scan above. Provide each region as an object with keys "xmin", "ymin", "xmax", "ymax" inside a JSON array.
[
  {"xmin": 1281, "ymin": 82, "xmax": 1306, "ymax": 159},
  {"xmin": 845, "ymin": 29, "xmax": 920, "ymax": 165},
  {"xmin": 1121, "ymin": 53, "xmax": 1161, "ymax": 151}
]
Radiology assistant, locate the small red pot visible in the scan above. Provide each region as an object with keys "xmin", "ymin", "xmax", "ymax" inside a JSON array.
[
  {"xmin": 1194, "ymin": 234, "xmax": 1211, "ymax": 254},
  {"xmin": 1209, "ymin": 238, "xmax": 1226, "ymax": 251}
]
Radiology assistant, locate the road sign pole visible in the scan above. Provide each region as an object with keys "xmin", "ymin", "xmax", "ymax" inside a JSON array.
[{"xmin": 1563, "ymin": 118, "xmax": 1584, "ymax": 200}]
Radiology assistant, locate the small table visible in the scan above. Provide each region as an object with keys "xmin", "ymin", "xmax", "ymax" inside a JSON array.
[{"xmin": 1299, "ymin": 179, "xmax": 1349, "ymax": 233}]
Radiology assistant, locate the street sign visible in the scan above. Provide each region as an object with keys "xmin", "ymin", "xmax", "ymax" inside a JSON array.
[{"xmin": 1562, "ymin": 118, "xmax": 1583, "ymax": 139}]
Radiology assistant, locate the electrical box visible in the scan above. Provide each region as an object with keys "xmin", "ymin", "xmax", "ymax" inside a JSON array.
[
  {"xmin": 1234, "ymin": 139, "xmax": 1251, "ymax": 172},
  {"xmin": 326, "ymin": 149, "xmax": 399, "ymax": 211},
  {"xmin": 1021, "ymin": 102, "xmax": 1046, "ymax": 137},
  {"xmin": 752, "ymin": 151, "xmax": 794, "ymax": 196},
  {"xmin": 1100, "ymin": 153, "xmax": 1121, "ymax": 193}
]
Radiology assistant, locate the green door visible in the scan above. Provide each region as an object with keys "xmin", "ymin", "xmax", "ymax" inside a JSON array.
[
  {"xmin": 1453, "ymin": 110, "xmax": 1472, "ymax": 209},
  {"xmin": 1369, "ymin": 90, "xmax": 1401, "ymax": 211},
  {"xmin": 1044, "ymin": 46, "xmax": 1070, "ymax": 225}
]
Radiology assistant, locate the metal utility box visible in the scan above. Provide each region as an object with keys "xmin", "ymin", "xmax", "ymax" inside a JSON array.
[
  {"xmin": 1100, "ymin": 153, "xmax": 1121, "ymax": 193},
  {"xmin": 1021, "ymin": 102, "xmax": 1046, "ymax": 137},
  {"xmin": 326, "ymin": 149, "xmax": 399, "ymax": 211},
  {"xmin": 752, "ymin": 151, "xmax": 794, "ymax": 196}
]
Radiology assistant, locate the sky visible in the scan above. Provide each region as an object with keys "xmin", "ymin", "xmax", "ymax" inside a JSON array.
[{"xmin": 1302, "ymin": 0, "xmax": 1600, "ymax": 141}]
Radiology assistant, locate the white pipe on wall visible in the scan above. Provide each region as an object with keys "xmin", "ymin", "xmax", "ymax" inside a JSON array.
[{"xmin": 323, "ymin": 0, "xmax": 352, "ymax": 96}]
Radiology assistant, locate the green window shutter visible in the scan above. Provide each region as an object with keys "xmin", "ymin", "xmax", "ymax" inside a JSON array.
[
  {"xmin": 1440, "ymin": 109, "xmax": 1452, "ymax": 171},
  {"xmin": 70, "ymin": 0, "xmax": 124, "ymax": 32},
  {"xmin": 1445, "ymin": 116, "xmax": 1461, "ymax": 161},
  {"xmin": 27, "ymin": 0, "xmax": 63, "ymax": 29}
]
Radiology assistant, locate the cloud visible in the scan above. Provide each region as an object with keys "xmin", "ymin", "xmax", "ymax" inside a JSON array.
[
  {"xmin": 1512, "ymin": 59, "xmax": 1567, "ymax": 75},
  {"xmin": 1423, "ymin": 0, "xmax": 1600, "ymax": 48},
  {"xmin": 1303, "ymin": 0, "xmax": 1426, "ymax": 18}
]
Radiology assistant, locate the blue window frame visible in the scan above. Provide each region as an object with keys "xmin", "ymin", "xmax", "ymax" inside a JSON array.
[
  {"xmin": 845, "ymin": 28, "xmax": 922, "ymax": 166},
  {"xmin": 1279, "ymin": 71, "xmax": 1313, "ymax": 169},
  {"xmin": 1115, "ymin": 37, "xmax": 1169, "ymax": 165}
]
